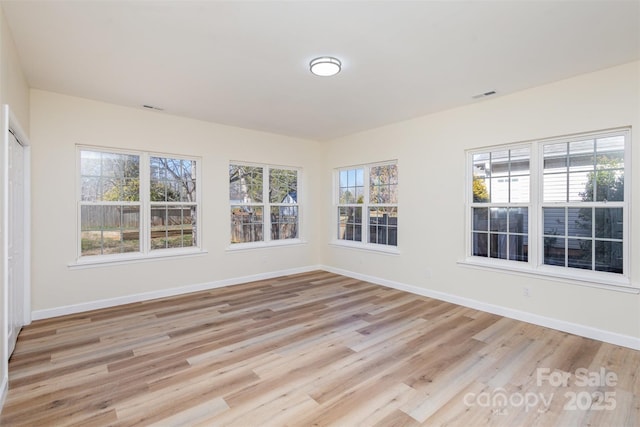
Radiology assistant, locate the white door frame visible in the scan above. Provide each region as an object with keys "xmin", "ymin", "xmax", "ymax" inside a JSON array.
[
  {"xmin": 3, "ymin": 104, "xmax": 31, "ymax": 326},
  {"xmin": 1, "ymin": 104, "xmax": 31, "ymax": 408}
]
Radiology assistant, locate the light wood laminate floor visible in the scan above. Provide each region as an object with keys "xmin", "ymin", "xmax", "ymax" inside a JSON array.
[{"xmin": 1, "ymin": 271, "xmax": 638, "ymax": 426}]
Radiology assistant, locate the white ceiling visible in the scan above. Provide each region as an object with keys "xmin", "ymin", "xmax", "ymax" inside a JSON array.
[{"xmin": 2, "ymin": 1, "xmax": 639, "ymax": 141}]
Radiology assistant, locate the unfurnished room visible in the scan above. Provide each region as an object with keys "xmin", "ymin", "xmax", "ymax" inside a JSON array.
[{"xmin": 0, "ymin": 1, "xmax": 639, "ymax": 426}]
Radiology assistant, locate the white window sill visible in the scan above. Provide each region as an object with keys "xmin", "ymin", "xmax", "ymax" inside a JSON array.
[
  {"xmin": 69, "ymin": 248, "xmax": 208, "ymax": 269},
  {"xmin": 226, "ymin": 239, "xmax": 307, "ymax": 252},
  {"xmin": 329, "ymin": 240, "xmax": 401, "ymax": 255},
  {"xmin": 457, "ymin": 257, "xmax": 638, "ymax": 294}
]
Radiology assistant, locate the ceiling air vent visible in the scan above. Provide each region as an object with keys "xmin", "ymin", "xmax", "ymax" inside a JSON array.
[
  {"xmin": 142, "ymin": 104, "xmax": 164, "ymax": 111},
  {"xmin": 472, "ymin": 90, "xmax": 497, "ymax": 100}
]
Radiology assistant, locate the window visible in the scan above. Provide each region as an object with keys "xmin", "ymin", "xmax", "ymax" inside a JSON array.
[
  {"xmin": 336, "ymin": 161, "xmax": 398, "ymax": 248},
  {"xmin": 78, "ymin": 147, "xmax": 200, "ymax": 261},
  {"xmin": 541, "ymin": 136, "xmax": 625, "ymax": 273},
  {"xmin": 80, "ymin": 150, "xmax": 141, "ymax": 256},
  {"xmin": 229, "ymin": 163, "xmax": 299, "ymax": 245},
  {"xmin": 150, "ymin": 156, "xmax": 197, "ymax": 250},
  {"xmin": 466, "ymin": 128, "xmax": 630, "ymax": 285},
  {"xmin": 471, "ymin": 148, "xmax": 530, "ymax": 261}
]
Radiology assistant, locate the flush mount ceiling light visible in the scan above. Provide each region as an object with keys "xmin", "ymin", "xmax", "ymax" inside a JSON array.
[{"xmin": 309, "ymin": 56, "xmax": 341, "ymax": 77}]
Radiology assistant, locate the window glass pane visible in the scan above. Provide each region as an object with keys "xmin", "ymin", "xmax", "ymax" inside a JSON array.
[
  {"xmin": 356, "ymin": 168, "xmax": 364, "ymax": 187},
  {"xmin": 270, "ymin": 169, "xmax": 297, "ymax": 204},
  {"xmin": 339, "ymin": 168, "xmax": 364, "ymax": 204},
  {"xmin": 508, "ymin": 235, "xmax": 528, "ymax": 262},
  {"xmin": 348, "ymin": 169, "xmax": 356, "ymax": 187},
  {"xmin": 473, "ymin": 208, "xmax": 488, "ymax": 232},
  {"xmin": 543, "ymin": 173, "xmax": 567, "ymax": 202},
  {"xmin": 594, "ymin": 170, "xmax": 624, "ymax": 202},
  {"xmin": 81, "ymin": 205, "xmax": 140, "ymax": 256},
  {"xmin": 544, "ymin": 235, "xmax": 565, "ymax": 266},
  {"xmin": 229, "ymin": 165, "xmax": 263, "ymax": 203},
  {"xmin": 370, "ymin": 164, "xmax": 398, "ymax": 204},
  {"xmin": 489, "ymin": 208, "xmax": 507, "ymax": 232},
  {"xmin": 510, "ymin": 148, "xmax": 529, "ymax": 175},
  {"xmin": 543, "ymin": 208, "xmax": 565, "ymax": 236},
  {"xmin": 595, "ymin": 208, "xmax": 623, "ymax": 239},
  {"xmin": 368, "ymin": 207, "xmax": 397, "ymax": 246},
  {"xmin": 120, "ymin": 177, "xmax": 140, "ymax": 202},
  {"xmin": 270, "ymin": 206, "xmax": 298, "ymax": 240},
  {"xmin": 568, "ymin": 139, "xmax": 594, "ymax": 202},
  {"xmin": 473, "ymin": 153, "xmax": 489, "ymax": 170},
  {"xmin": 472, "ymin": 177, "xmax": 490, "ymax": 203},
  {"xmin": 339, "ymin": 170, "xmax": 348, "ymax": 187},
  {"xmin": 568, "ymin": 207, "xmax": 591, "ymax": 237},
  {"xmin": 543, "ymin": 143, "xmax": 567, "ymax": 202},
  {"xmin": 231, "ymin": 205, "xmax": 263, "ymax": 243},
  {"xmin": 595, "ymin": 241, "xmax": 623, "ymax": 274},
  {"xmin": 370, "ymin": 185, "xmax": 381, "ymax": 204},
  {"xmin": 543, "ymin": 143, "xmax": 567, "ymax": 171},
  {"xmin": 81, "ymin": 150, "xmax": 140, "ymax": 202},
  {"xmin": 596, "ymin": 136, "xmax": 624, "ymax": 169},
  {"xmin": 508, "ymin": 208, "xmax": 528, "ymax": 234},
  {"xmin": 101, "ymin": 153, "xmax": 122, "ymax": 177},
  {"xmin": 490, "ymin": 151, "xmax": 509, "ymax": 178},
  {"xmin": 568, "ymin": 140, "xmax": 594, "ymax": 173},
  {"xmin": 489, "ymin": 233, "xmax": 508, "ymax": 259},
  {"xmin": 81, "ymin": 177, "xmax": 100, "ymax": 202},
  {"xmin": 80, "ymin": 151, "xmax": 102, "ymax": 177},
  {"xmin": 509, "ymin": 175, "xmax": 529, "ymax": 203},
  {"xmin": 150, "ymin": 157, "xmax": 196, "ymax": 203},
  {"xmin": 490, "ymin": 177, "xmax": 509, "ymax": 203},
  {"xmin": 472, "ymin": 153, "xmax": 490, "ymax": 203},
  {"xmin": 150, "ymin": 206, "xmax": 167, "ymax": 248},
  {"xmin": 567, "ymin": 239, "xmax": 592, "ymax": 270},
  {"xmin": 150, "ymin": 205, "xmax": 196, "ymax": 250},
  {"xmin": 389, "ymin": 185, "xmax": 398, "ymax": 206},
  {"xmin": 568, "ymin": 172, "xmax": 590, "ymax": 202},
  {"xmin": 472, "ymin": 232, "xmax": 488, "ymax": 257},
  {"xmin": 338, "ymin": 207, "xmax": 362, "ymax": 241},
  {"xmin": 490, "ymin": 147, "xmax": 530, "ymax": 203},
  {"xmin": 340, "ymin": 188, "xmax": 354, "ymax": 204}
]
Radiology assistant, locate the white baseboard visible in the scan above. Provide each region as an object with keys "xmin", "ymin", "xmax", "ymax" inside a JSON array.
[
  {"xmin": 31, "ymin": 265, "xmax": 321, "ymax": 321},
  {"xmin": 321, "ymin": 265, "xmax": 640, "ymax": 351}
]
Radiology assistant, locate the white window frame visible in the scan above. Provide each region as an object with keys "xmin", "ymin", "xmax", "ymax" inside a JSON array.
[
  {"xmin": 72, "ymin": 146, "xmax": 203, "ymax": 267},
  {"xmin": 228, "ymin": 162, "xmax": 302, "ymax": 250},
  {"xmin": 332, "ymin": 160, "xmax": 399, "ymax": 254},
  {"xmin": 462, "ymin": 128, "xmax": 634, "ymax": 292}
]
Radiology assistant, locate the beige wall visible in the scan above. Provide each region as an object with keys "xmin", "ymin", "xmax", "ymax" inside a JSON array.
[
  {"xmin": 323, "ymin": 61, "xmax": 640, "ymax": 340},
  {"xmin": 0, "ymin": 8, "xmax": 28, "ymax": 129},
  {"xmin": 0, "ymin": 4, "xmax": 30, "ymax": 404},
  {"xmin": 30, "ymin": 90, "xmax": 323, "ymax": 311}
]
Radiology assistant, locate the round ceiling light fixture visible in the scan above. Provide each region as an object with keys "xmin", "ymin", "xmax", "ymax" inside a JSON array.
[{"xmin": 309, "ymin": 56, "xmax": 341, "ymax": 77}]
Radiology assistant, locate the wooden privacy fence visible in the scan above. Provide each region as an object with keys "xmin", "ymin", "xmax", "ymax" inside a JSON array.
[
  {"xmin": 231, "ymin": 210, "xmax": 297, "ymax": 243},
  {"xmin": 82, "ymin": 207, "xmax": 193, "ymax": 228}
]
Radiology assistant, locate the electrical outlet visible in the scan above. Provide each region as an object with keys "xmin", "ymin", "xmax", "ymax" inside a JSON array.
[{"xmin": 523, "ymin": 287, "xmax": 531, "ymax": 298}]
